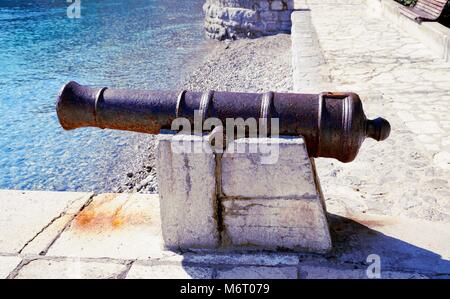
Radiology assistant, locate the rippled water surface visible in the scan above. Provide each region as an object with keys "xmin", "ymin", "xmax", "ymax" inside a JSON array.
[{"xmin": 0, "ymin": 0, "xmax": 207, "ymax": 191}]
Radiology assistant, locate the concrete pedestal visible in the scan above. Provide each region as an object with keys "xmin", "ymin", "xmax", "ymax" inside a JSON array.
[
  {"xmin": 156, "ymin": 134, "xmax": 220, "ymax": 249},
  {"xmin": 156, "ymin": 133, "xmax": 332, "ymax": 253}
]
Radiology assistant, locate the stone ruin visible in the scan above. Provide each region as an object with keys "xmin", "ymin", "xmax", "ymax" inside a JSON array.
[{"xmin": 204, "ymin": 0, "xmax": 295, "ymax": 40}]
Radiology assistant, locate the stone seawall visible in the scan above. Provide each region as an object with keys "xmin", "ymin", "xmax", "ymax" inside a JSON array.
[{"xmin": 204, "ymin": 0, "xmax": 294, "ymax": 40}]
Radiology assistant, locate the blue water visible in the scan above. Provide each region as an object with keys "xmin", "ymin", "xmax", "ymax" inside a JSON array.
[{"xmin": 0, "ymin": 0, "xmax": 208, "ymax": 191}]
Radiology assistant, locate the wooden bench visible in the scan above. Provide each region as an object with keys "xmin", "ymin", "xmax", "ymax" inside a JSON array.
[{"xmin": 399, "ymin": 0, "xmax": 447, "ymax": 23}]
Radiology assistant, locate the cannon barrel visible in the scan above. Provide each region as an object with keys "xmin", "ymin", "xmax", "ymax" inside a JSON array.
[{"xmin": 56, "ymin": 81, "xmax": 390, "ymax": 163}]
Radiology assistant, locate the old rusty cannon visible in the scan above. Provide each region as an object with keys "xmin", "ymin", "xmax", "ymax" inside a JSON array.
[{"xmin": 56, "ymin": 81, "xmax": 390, "ymax": 163}]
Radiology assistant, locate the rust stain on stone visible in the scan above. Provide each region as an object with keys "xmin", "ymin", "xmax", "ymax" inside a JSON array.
[{"xmin": 73, "ymin": 194, "xmax": 151, "ymax": 231}]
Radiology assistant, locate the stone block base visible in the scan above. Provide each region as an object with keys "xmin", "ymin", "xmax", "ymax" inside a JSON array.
[
  {"xmin": 156, "ymin": 133, "xmax": 220, "ymax": 249},
  {"xmin": 156, "ymin": 133, "xmax": 332, "ymax": 253}
]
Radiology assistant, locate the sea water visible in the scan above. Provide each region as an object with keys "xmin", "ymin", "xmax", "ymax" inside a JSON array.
[{"xmin": 0, "ymin": 0, "xmax": 207, "ymax": 191}]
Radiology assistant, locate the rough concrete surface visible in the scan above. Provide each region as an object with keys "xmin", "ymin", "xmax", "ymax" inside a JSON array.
[
  {"xmin": 216, "ymin": 266, "xmax": 298, "ymax": 279},
  {"xmin": 0, "ymin": 256, "xmax": 21, "ymax": 279},
  {"xmin": 160, "ymin": 252, "xmax": 299, "ymax": 266},
  {"xmin": 126, "ymin": 264, "xmax": 213, "ymax": 279},
  {"xmin": 156, "ymin": 133, "xmax": 220, "ymax": 249},
  {"xmin": 0, "ymin": 190, "xmax": 92, "ymax": 254},
  {"xmin": 14, "ymin": 259, "xmax": 127, "ymax": 279},
  {"xmin": 46, "ymin": 193, "xmax": 164, "ymax": 260},
  {"xmin": 327, "ymin": 211, "xmax": 450, "ymax": 275},
  {"xmin": 291, "ymin": 7, "xmax": 331, "ymax": 92},
  {"xmin": 221, "ymin": 137, "xmax": 317, "ymax": 197},
  {"xmin": 299, "ymin": 265, "xmax": 429, "ymax": 279},
  {"xmin": 221, "ymin": 137, "xmax": 331, "ymax": 252},
  {"xmin": 223, "ymin": 199, "xmax": 331, "ymax": 251}
]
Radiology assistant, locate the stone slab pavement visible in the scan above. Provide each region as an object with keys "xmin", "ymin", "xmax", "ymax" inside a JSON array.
[
  {"xmin": 0, "ymin": 190, "xmax": 93, "ymax": 255},
  {"xmin": 292, "ymin": 0, "xmax": 450, "ymax": 222},
  {"xmin": 1, "ymin": 190, "xmax": 449, "ymax": 279}
]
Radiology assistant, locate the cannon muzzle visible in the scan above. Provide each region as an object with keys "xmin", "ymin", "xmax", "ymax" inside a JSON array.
[
  {"xmin": 57, "ymin": 81, "xmax": 178, "ymax": 134},
  {"xmin": 56, "ymin": 81, "xmax": 390, "ymax": 163}
]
